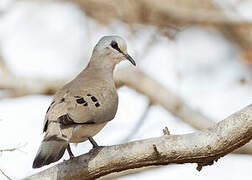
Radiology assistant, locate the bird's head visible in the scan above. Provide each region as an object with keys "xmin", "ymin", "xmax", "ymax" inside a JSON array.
[{"xmin": 93, "ymin": 36, "xmax": 136, "ymax": 66}]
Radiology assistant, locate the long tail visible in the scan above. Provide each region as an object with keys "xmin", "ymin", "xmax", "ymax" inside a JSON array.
[{"xmin": 32, "ymin": 136, "xmax": 68, "ymax": 168}]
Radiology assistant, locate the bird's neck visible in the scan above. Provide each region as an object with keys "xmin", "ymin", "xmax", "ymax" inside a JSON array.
[{"xmin": 80, "ymin": 53, "xmax": 116, "ymax": 80}]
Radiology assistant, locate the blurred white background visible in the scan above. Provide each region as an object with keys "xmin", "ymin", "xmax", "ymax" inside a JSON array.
[{"xmin": 0, "ymin": 0, "xmax": 251, "ymax": 179}]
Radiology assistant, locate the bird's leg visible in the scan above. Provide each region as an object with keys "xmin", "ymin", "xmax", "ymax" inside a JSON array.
[
  {"xmin": 88, "ymin": 137, "xmax": 99, "ymax": 148},
  {"xmin": 66, "ymin": 144, "xmax": 74, "ymax": 159}
]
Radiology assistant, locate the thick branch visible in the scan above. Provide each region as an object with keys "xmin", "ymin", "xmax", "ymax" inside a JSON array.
[
  {"xmin": 114, "ymin": 69, "xmax": 215, "ymax": 129},
  {"xmin": 114, "ymin": 68, "xmax": 252, "ymax": 154},
  {"xmin": 26, "ymin": 104, "xmax": 252, "ymax": 180},
  {"xmin": 0, "ymin": 73, "xmax": 66, "ymax": 97}
]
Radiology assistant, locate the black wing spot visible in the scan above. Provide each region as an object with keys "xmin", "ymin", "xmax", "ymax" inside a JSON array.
[
  {"xmin": 87, "ymin": 95, "xmax": 100, "ymax": 107},
  {"xmin": 76, "ymin": 98, "xmax": 86, "ymax": 104},
  {"xmin": 91, "ymin": 96, "xmax": 98, "ymax": 102},
  {"xmin": 74, "ymin": 96, "xmax": 88, "ymax": 107}
]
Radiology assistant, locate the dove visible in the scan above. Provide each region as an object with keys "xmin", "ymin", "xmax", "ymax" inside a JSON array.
[{"xmin": 33, "ymin": 35, "xmax": 136, "ymax": 168}]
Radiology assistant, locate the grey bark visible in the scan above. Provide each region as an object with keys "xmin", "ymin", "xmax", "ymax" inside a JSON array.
[{"xmin": 25, "ymin": 104, "xmax": 252, "ymax": 180}]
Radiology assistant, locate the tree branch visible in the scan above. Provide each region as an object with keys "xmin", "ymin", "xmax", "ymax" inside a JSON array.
[
  {"xmin": 0, "ymin": 168, "xmax": 11, "ymax": 180},
  {"xmin": 0, "ymin": 143, "xmax": 27, "ymax": 153},
  {"xmin": 114, "ymin": 68, "xmax": 252, "ymax": 154},
  {"xmin": 68, "ymin": 0, "xmax": 252, "ymax": 27},
  {"xmin": 68, "ymin": 0, "xmax": 252, "ymax": 63},
  {"xmin": 29, "ymin": 0, "xmax": 252, "ymax": 58},
  {"xmin": 25, "ymin": 104, "xmax": 252, "ymax": 180},
  {"xmin": 0, "ymin": 73, "xmax": 67, "ymax": 98},
  {"xmin": 114, "ymin": 69, "xmax": 215, "ymax": 129}
]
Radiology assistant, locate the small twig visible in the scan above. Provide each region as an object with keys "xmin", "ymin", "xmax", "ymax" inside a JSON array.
[
  {"xmin": 153, "ymin": 144, "xmax": 161, "ymax": 157},
  {"xmin": 0, "ymin": 143, "xmax": 27, "ymax": 153},
  {"xmin": 114, "ymin": 68, "xmax": 252, "ymax": 154},
  {"xmin": 0, "ymin": 147, "xmax": 17, "ymax": 153},
  {"xmin": 0, "ymin": 168, "xmax": 11, "ymax": 180},
  {"xmin": 163, "ymin": 126, "xmax": 170, "ymax": 135}
]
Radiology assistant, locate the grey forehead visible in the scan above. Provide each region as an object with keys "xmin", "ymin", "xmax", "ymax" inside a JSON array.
[
  {"xmin": 95, "ymin": 36, "xmax": 126, "ymax": 49},
  {"xmin": 100, "ymin": 35, "xmax": 125, "ymax": 43}
]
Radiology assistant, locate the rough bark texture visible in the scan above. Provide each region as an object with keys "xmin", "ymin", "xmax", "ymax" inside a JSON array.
[
  {"xmin": 25, "ymin": 104, "xmax": 252, "ymax": 180},
  {"xmin": 114, "ymin": 69, "xmax": 252, "ymax": 154}
]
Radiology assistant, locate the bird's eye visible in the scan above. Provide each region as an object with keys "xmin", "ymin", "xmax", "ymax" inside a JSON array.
[{"xmin": 111, "ymin": 41, "xmax": 118, "ymax": 49}]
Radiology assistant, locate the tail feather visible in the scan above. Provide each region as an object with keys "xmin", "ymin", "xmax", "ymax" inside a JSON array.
[{"xmin": 33, "ymin": 138, "xmax": 68, "ymax": 168}]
